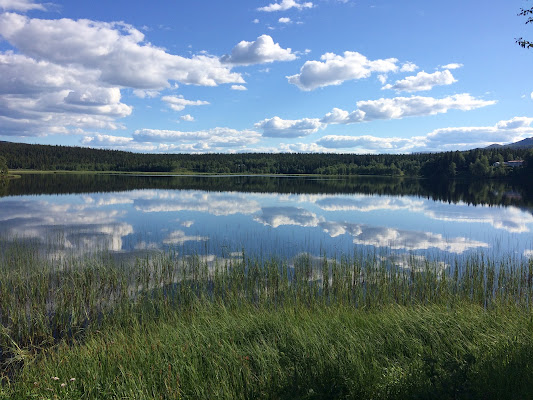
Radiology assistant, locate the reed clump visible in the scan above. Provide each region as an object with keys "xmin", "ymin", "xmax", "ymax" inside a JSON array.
[{"xmin": 1, "ymin": 241, "xmax": 533, "ymax": 398}]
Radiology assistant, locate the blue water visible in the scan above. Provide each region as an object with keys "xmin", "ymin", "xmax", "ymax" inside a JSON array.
[{"xmin": 1, "ymin": 175, "xmax": 532, "ymax": 264}]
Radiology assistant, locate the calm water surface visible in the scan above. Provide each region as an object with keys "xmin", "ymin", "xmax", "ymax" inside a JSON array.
[{"xmin": 1, "ymin": 174, "xmax": 532, "ymax": 263}]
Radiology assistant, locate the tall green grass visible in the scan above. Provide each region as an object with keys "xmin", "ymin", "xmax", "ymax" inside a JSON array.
[{"xmin": 1, "ymin": 241, "xmax": 533, "ymax": 398}]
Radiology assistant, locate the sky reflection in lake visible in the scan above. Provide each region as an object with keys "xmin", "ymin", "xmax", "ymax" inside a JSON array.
[{"xmin": 1, "ymin": 175, "xmax": 532, "ymax": 263}]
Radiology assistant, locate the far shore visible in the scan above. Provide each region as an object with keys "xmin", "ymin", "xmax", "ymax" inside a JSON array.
[{"xmin": 10, "ymin": 169, "xmax": 414, "ymax": 179}]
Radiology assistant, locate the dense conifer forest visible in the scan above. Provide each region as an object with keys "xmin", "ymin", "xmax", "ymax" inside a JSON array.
[{"xmin": 0, "ymin": 140, "xmax": 531, "ymax": 179}]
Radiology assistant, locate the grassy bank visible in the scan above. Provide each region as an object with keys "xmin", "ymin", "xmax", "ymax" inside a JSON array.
[
  {"xmin": 4, "ymin": 304, "xmax": 533, "ymax": 399},
  {"xmin": 1, "ymin": 243, "xmax": 532, "ymax": 398}
]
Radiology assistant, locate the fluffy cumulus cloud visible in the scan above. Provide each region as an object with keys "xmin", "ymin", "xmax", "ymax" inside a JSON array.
[
  {"xmin": 310, "ymin": 116, "xmax": 533, "ymax": 154},
  {"xmin": 255, "ymin": 116, "xmax": 324, "ymax": 138},
  {"xmin": 321, "ymin": 94, "xmax": 495, "ymax": 124},
  {"xmin": 231, "ymin": 85, "xmax": 247, "ymax": 91},
  {"xmin": 317, "ymin": 135, "xmax": 419, "ymax": 152},
  {"xmin": 220, "ymin": 34, "xmax": 296, "ymax": 66},
  {"xmin": 0, "ymin": 52, "xmax": 133, "ymax": 136},
  {"xmin": 80, "ymin": 128, "xmax": 264, "ymax": 152},
  {"xmin": 382, "ymin": 70, "xmax": 457, "ymax": 92},
  {"xmin": 0, "ymin": 0, "xmax": 44, "ymax": 11},
  {"xmin": 0, "ymin": 13, "xmax": 244, "ymax": 89},
  {"xmin": 131, "ymin": 127, "xmax": 261, "ymax": 149},
  {"xmin": 161, "ymin": 95, "xmax": 209, "ymax": 112},
  {"xmin": 0, "ymin": 12, "xmax": 245, "ymax": 137},
  {"xmin": 287, "ymin": 51, "xmax": 399, "ymax": 91},
  {"xmin": 425, "ymin": 117, "xmax": 533, "ymax": 150},
  {"xmin": 258, "ymin": 0, "xmax": 313, "ymax": 12},
  {"xmin": 180, "ymin": 114, "xmax": 194, "ymax": 122}
]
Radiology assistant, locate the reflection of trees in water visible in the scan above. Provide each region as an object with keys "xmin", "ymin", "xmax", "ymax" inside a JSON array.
[
  {"xmin": 419, "ymin": 179, "xmax": 532, "ymax": 208},
  {"xmin": 3, "ymin": 173, "xmax": 533, "ymax": 209},
  {"xmin": 0, "ymin": 179, "xmax": 8, "ymax": 197}
]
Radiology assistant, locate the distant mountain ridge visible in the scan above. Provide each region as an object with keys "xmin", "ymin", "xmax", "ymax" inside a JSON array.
[{"xmin": 486, "ymin": 137, "xmax": 533, "ymax": 149}]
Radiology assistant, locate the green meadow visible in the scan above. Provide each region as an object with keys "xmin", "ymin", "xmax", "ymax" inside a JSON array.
[{"xmin": 0, "ymin": 242, "xmax": 533, "ymax": 399}]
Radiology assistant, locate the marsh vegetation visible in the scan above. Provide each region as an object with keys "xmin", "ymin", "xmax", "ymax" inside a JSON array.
[{"xmin": 1, "ymin": 241, "xmax": 533, "ymax": 398}]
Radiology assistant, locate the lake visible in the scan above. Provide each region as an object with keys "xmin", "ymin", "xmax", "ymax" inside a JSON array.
[{"xmin": 1, "ymin": 174, "xmax": 532, "ymax": 264}]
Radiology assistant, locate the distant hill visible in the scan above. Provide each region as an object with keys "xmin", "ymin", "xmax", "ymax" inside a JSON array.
[{"xmin": 486, "ymin": 137, "xmax": 533, "ymax": 149}]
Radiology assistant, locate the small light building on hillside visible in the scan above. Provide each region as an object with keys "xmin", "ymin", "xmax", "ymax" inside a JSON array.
[{"xmin": 492, "ymin": 160, "xmax": 524, "ymax": 168}]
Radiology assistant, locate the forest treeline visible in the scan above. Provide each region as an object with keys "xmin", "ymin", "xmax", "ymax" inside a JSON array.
[{"xmin": 0, "ymin": 141, "xmax": 532, "ymax": 179}]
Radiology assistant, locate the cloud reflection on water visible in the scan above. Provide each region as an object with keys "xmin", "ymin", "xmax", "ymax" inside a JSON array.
[
  {"xmin": 315, "ymin": 195, "xmax": 533, "ymax": 233},
  {"xmin": 0, "ymin": 199, "xmax": 134, "ymax": 254},
  {"xmin": 1, "ymin": 186, "xmax": 531, "ymax": 259}
]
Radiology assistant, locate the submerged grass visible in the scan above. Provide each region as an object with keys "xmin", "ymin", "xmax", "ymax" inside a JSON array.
[{"xmin": 1, "ymin": 241, "xmax": 533, "ymax": 398}]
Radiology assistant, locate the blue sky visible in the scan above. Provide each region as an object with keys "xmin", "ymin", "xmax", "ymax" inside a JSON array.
[{"xmin": 0, "ymin": 0, "xmax": 532, "ymax": 153}]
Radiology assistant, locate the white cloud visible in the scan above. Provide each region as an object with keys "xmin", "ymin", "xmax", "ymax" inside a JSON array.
[
  {"xmin": 321, "ymin": 94, "xmax": 495, "ymax": 124},
  {"xmin": 308, "ymin": 116, "xmax": 533, "ymax": 154},
  {"xmin": 287, "ymin": 51, "xmax": 398, "ymax": 91},
  {"xmin": 0, "ymin": 12, "xmax": 247, "ymax": 137},
  {"xmin": 377, "ymin": 74, "xmax": 388, "ymax": 84},
  {"xmin": 0, "ymin": 52, "xmax": 132, "ymax": 136},
  {"xmin": 255, "ymin": 116, "xmax": 324, "ymax": 138},
  {"xmin": 0, "ymin": 0, "xmax": 44, "ymax": 11},
  {"xmin": 161, "ymin": 95, "xmax": 209, "ymax": 112},
  {"xmin": 180, "ymin": 114, "xmax": 194, "ymax": 122},
  {"xmin": 82, "ymin": 134, "xmax": 133, "ymax": 146},
  {"xmin": 82, "ymin": 130, "xmax": 262, "ymax": 153},
  {"xmin": 382, "ymin": 70, "xmax": 457, "ymax": 92},
  {"xmin": 0, "ymin": 13, "xmax": 244, "ymax": 89},
  {"xmin": 531, "ymin": 91, "xmax": 533, "ymax": 100},
  {"xmin": 253, "ymin": 18, "xmax": 260, "ymax": 23},
  {"xmin": 231, "ymin": 85, "xmax": 247, "ymax": 91},
  {"xmin": 258, "ymin": 0, "xmax": 313, "ymax": 12},
  {"xmin": 133, "ymin": 127, "xmax": 261, "ymax": 147},
  {"xmin": 441, "ymin": 63, "xmax": 463, "ymax": 70},
  {"xmin": 317, "ymin": 135, "xmax": 418, "ymax": 152},
  {"xmin": 400, "ymin": 62, "xmax": 418, "ymax": 72},
  {"xmin": 425, "ymin": 117, "xmax": 533, "ymax": 149},
  {"xmin": 279, "ymin": 17, "xmax": 291, "ymax": 23},
  {"xmin": 220, "ymin": 34, "xmax": 296, "ymax": 65}
]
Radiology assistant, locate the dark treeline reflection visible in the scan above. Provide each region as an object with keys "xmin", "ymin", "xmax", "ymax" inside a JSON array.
[{"xmin": 3, "ymin": 173, "xmax": 533, "ymax": 208}]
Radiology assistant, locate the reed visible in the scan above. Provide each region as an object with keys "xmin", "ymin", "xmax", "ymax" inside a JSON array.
[{"xmin": 1, "ymin": 240, "xmax": 532, "ymax": 398}]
